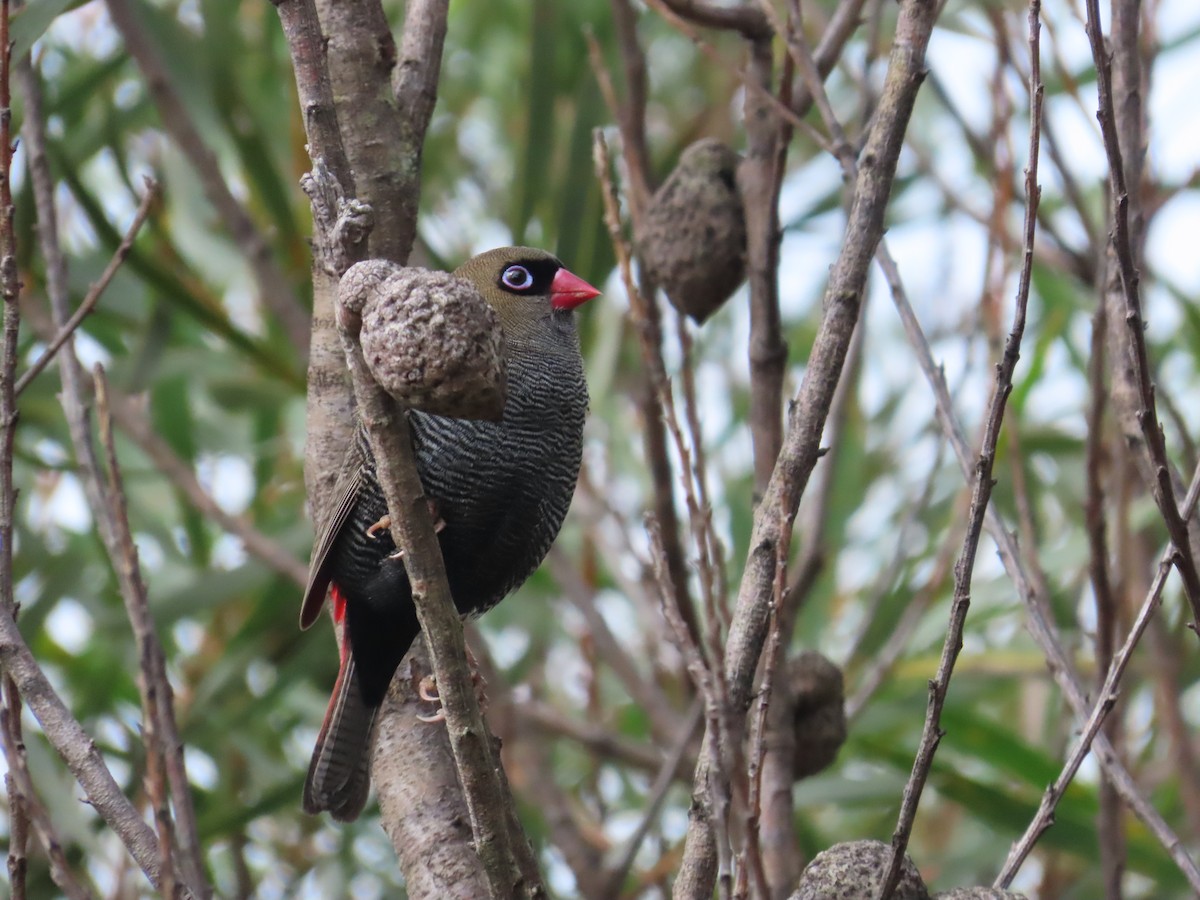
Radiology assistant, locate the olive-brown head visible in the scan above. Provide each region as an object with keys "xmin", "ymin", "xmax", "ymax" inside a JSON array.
[{"xmin": 454, "ymin": 247, "xmax": 600, "ymax": 351}]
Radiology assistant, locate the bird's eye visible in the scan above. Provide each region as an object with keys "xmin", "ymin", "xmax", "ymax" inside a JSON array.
[{"xmin": 501, "ymin": 264, "xmax": 534, "ymax": 291}]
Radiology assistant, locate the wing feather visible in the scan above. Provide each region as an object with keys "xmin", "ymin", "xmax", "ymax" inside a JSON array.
[{"xmin": 300, "ymin": 437, "xmax": 368, "ymax": 629}]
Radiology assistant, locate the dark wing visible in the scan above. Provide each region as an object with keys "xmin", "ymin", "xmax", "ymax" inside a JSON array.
[{"xmin": 299, "ymin": 436, "xmax": 369, "ymax": 629}]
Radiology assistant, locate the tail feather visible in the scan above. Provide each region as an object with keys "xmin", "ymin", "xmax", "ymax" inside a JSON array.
[{"xmin": 303, "ymin": 653, "xmax": 377, "ymax": 822}]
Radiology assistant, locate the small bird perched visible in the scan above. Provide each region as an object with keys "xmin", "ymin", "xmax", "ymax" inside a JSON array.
[
  {"xmin": 639, "ymin": 138, "xmax": 746, "ymax": 323},
  {"xmin": 301, "ymin": 247, "xmax": 600, "ymax": 821}
]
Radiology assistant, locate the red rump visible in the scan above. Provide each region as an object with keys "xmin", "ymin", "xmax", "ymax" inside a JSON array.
[{"xmin": 331, "ymin": 584, "xmax": 349, "ymax": 665}]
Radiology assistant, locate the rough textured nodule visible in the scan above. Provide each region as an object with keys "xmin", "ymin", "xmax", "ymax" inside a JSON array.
[
  {"xmin": 790, "ymin": 650, "xmax": 847, "ymax": 780},
  {"xmin": 338, "ymin": 259, "xmax": 507, "ymax": 420},
  {"xmin": 638, "ymin": 137, "xmax": 746, "ymax": 323},
  {"xmin": 934, "ymin": 889, "xmax": 1029, "ymax": 899},
  {"xmin": 790, "ymin": 840, "xmax": 930, "ymax": 900}
]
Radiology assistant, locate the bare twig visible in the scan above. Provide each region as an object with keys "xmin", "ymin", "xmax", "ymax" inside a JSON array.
[
  {"xmin": 593, "ymin": 130, "xmax": 710, "ymax": 657},
  {"xmin": 1, "ymin": 709, "xmax": 94, "ymax": 900},
  {"xmin": 603, "ymin": 700, "xmax": 704, "ymax": 896},
  {"xmin": 0, "ymin": 604, "xmax": 192, "ymax": 895},
  {"xmin": 1083, "ymin": 0, "xmax": 1200, "ymax": 627},
  {"xmin": 94, "ymin": 365, "xmax": 200, "ymax": 900},
  {"xmin": 884, "ymin": 232, "xmax": 1200, "ymax": 891},
  {"xmin": 608, "ymin": 0, "xmax": 653, "ymax": 215},
  {"xmin": 1084, "ymin": 193, "xmax": 1125, "ymax": 896},
  {"xmin": 741, "ymin": 34, "xmax": 790, "ymax": 496},
  {"xmin": 997, "ymin": 459, "xmax": 1200, "ymax": 885},
  {"xmin": 648, "ymin": 521, "xmax": 738, "ymax": 900},
  {"xmin": 674, "ymin": 4, "xmax": 942, "ymax": 893},
  {"xmin": 880, "ymin": 9, "xmax": 1041, "ymax": 892},
  {"xmin": 0, "ymin": 13, "xmax": 21, "ymax": 898},
  {"xmin": 14, "ymin": 181, "xmax": 158, "ymax": 396},
  {"xmin": 10, "ymin": 41, "xmax": 200, "ymax": 900}
]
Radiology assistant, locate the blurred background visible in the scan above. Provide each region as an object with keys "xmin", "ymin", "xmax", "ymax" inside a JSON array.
[{"xmin": 7, "ymin": 0, "xmax": 1200, "ymax": 897}]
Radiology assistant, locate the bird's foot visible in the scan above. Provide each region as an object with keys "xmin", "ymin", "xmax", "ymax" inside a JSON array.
[
  {"xmin": 365, "ymin": 515, "xmax": 391, "ymax": 539},
  {"xmin": 415, "ymin": 661, "xmax": 489, "ymax": 724},
  {"xmin": 425, "ymin": 497, "xmax": 446, "ymax": 533},
  {"xmin": 365, "ymin": 499, "xmax": 444, "ymax": 545},
  {"xmin": 416, "ymin": 674, "xmax": 445, "ymax": 723}
]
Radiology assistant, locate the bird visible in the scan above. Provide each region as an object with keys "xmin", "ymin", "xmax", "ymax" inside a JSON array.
[
  {"xmin": 639, "ymin": 138, "xmax": 746, "ymax": 323},
  {"xmin": 300, "ymin": 247, "xmax": 600, "ymax": 821}
]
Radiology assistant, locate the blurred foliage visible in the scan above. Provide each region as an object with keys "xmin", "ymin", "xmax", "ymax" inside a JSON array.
[{"xmin": 6, "ymin": 0, "xmax": 1200, "ymax": 898}]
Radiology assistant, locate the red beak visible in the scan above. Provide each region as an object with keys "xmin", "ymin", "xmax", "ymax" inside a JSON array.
[{"xmin": 551, "ymin": 267, "xmax": 601, "ymax": 310}]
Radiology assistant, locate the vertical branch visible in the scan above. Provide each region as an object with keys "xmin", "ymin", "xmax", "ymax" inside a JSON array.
[
  {"xmin": 609, "ymin": 0, "xmax": 652, "ymax": 216},
  {"xmin": 741, "ymin": 36, "xmax": 788, "ymax": 496},
  {"xmin": 1085, "ymin": 231, "xmax": 1125, "ymax": 895},
  {"xmin": 0, "ymin": 1, "xmax": 24, "ymax": 894},
  {"xmin": 736, "ymin": 508, "xmax": 790, "ymax": 900},
  {"xmin": 1085, "ymin": 0, "xmax": 1200, "ymax": 624},
  {"xmin": 586, "ymin": 18, "xmax": 704, "ymax": 649},
  {"xmin": 676, "ymin": 0, "xmax": 941, "ymax": 893},
  {"xmin": 880, "ymin": 3, "xmax": 1041, "ymax": 892},
  {"xmin": 272, "ymin": 0, "xmax": 363, "ymax": 514},
  {"xmin": 8, "ymin": 43, "xmax": 197, "ymax": 900},
  {"xmin": 94, "ymin": 367, "xmax": 205, "ymax": 900}
]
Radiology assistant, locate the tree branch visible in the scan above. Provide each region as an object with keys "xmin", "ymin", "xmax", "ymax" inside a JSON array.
[{"xmin": 673, "ymin": 1, "xmax": 940, "ymax": 892}]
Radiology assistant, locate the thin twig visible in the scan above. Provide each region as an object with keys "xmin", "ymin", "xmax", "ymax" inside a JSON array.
[
  {"xmin": 647, "ymin": 521, "xmax": 737, "ymax": 900},
  {"xmin": 14, "ymin": 181, "xmax": 159, "ymax": 396},
  {"xmin": 736, "ymin": 508, "xmax": 790, "ymax": 900},
  {"xmin": 94, "ymin": 365, "xmax": 184, "ymax": 900},
  {"xmin": 880, "ymin": 8, "xmax": 1041, "ymax": 892},
  {"xmin": 1084, "ymin": 184, "xmax": 1125, "ymax": 895},
  {"xmin": 10, "ymin": 41, "xmax": 199, "ymax": 900},
  {"xmin": 0, "ymin": 3, "xmax": 24, "ymax": 894},
  {"xmin": 884, "ymin": 231, "xmax": 1200, "ymax": 891},
  {"xmin": 1083, "ymin": 0, "xmax": 1200, "ymax": 628},
  {"xmin": 675, "ymin": 0, "xmax": 942, "ymax": 891},
  {"xmin": 996, "ymin": 459, "xmax": 1200, "ymax": 886},
  {"xmin": 603, "ymin": 700, "xmax": 704, "ymax": 895},
  {"xmin": 0, "ymin": 709, "xmax": 94, "ymax": 900}
]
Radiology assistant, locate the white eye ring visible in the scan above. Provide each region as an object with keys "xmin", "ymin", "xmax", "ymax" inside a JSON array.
[{"xmin": 501, "ymin": 264, "xmax": 534, "ymax": 290}]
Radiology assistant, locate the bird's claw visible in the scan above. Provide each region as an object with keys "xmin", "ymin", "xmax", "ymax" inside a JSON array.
[
  {"xmin": 426, "ymin": 498, "xmax": 446, "ymax": 534},
  {"xmin": 415, "ymin": 665, "xmax": 489, "ymax": 724},
  {"xmin": 416, "ymin": 675, "xmax": 446, "ymax": 723},
  {"xmin": 366, "ymin": 500, "xmax": 444, "ymax": 542}
]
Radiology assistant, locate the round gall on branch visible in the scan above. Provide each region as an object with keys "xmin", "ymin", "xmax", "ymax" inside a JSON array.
[
  {"xmin": 639, "ymin": 138, "xmax": 747, "ymax": 324},
  {"xmin": 792, "ymin": 840, "xmax": 928, "ymax": 900},
  {"xmin": 338, "ymin": 259, "xmax": 508, "ymax": 421}
]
